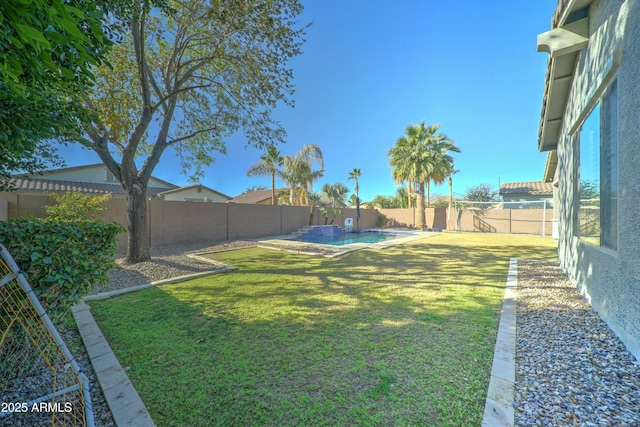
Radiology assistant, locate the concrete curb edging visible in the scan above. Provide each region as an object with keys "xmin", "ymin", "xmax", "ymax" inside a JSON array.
[
  {"xmin": 83, "ymin": 267, "xmax": 236, "ymax": 301},
  {"xmin": 72, "ymin": 301, "xmax": 156, "ymax": 427},
  {"xmin": 75, "ymin": 263, "xmax": 237, "ymax": 426},
  {"xmin": 482, "ymin": 257, "xmax": 518, "ymax": 427}
]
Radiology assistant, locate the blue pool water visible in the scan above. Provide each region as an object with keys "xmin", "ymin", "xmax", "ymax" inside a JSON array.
[{"xmin": 295, "ymin": 230, "xmax": 405, "ymax": 246}]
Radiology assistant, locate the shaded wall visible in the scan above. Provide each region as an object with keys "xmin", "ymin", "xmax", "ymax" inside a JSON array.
[{"xmin": 0, "ymin": 193, "xmax": 378, "ymax": 250}]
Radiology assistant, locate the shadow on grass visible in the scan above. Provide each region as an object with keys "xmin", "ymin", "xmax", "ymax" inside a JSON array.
[{"xmin": 89, "ymin": 233, "xmax": 558, "ymax": 426}]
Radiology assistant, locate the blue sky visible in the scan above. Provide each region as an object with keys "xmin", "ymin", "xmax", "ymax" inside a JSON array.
[{"xmin": 59, "ymin": 0, "xmax": 558, "ymax": 202}]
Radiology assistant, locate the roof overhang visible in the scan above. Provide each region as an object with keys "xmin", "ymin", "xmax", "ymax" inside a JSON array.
[
  {"xmin": 543, "ymin": 150, "xmax": 558, "ymax": 183},
  {"xmin": 537, "ymin": 3, "xmax": 592, "ymax": 153}
]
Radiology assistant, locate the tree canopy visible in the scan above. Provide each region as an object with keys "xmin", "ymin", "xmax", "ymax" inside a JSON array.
[
  {"xmin": 464, "ymin": 183, "xmax": 499, "ymax": 202},
  {"xmin": 80, "ymin": 0, "xmax": 307, "ymax": 262},
  {"xmin": 0, "ymin": 0, "xmax": 114, "ymax": 190}
]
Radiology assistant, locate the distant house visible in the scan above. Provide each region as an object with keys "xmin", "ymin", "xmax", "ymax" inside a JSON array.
[
  {"xmin": 8, "ymin": 164, "xmax": 177, "ymax": 196},
  {"xmin": 229, "ymin": 188, "xmax": 285, "ymax": 205},
  {"xmin": 536, "ymin": 0, "xmax": 639, "ymax": 358},
  {"xmin": 499, "ymin": 181, "xmax": 553, "ymax": 202},
  {"xmin": 157, "ymin": 185, "xmax": 231, "ymax": 203}
]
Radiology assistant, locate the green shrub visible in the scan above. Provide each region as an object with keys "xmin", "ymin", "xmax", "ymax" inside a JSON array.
[
  {"xmin": 45, "ymin": 192, "xmax": 112, "ymax": 221},
  {"xmin": 0, "ymin": 217, "xmax": 124, "ymax": 321}
]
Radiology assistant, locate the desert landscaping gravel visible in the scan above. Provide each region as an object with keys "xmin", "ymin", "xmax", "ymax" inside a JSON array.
[{"xmin": 515, "ymin": 260, "xmax": 640, "ymax": 426}]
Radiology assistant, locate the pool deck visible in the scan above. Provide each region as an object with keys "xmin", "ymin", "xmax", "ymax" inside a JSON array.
[{"xmin": 255, "ymin": 228, "xmax": 435, "ymax": 257}]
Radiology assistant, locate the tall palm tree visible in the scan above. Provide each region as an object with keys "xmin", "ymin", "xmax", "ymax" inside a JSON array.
[
  {"xmin": 445, "ymin": 167, "xmax": 459, "ymax": 230},
  {"xmin": 279, "ymin": 144, "xmax": 324, "ymax": 205},
  {"xmin": 422, "ymin": 127, "xmax": 460, "ymax": 208},
  {"xmin": 348, "ymin": 168, "xmax": 361, "ymax": 226},
  {"xmin": 388, "ymin": 150, "xmax": 414, "ymax": 208},
  {"xmin": 348, "ymin": 168, "xmax": 361, "ymax": 201},
  {"xmin": 388, "ymin": 122, "xmax": 431, "ymax": 228},
  {"xmin": 246, "ymin": 146, "xmax": 283, "ymax": 205}
]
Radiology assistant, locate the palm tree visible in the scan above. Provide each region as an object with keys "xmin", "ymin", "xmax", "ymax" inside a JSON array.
[
  {"xmin": 321, "ymin": 182, "xmax": 349, "ymax": 207},
  {"xmin": 388, "ymin": 122, "xmax": 431, "ymax": 228},
  {"xmin": 246, "ymin": 146, "xmax": 283, "ymax": 205},
  {"xmin": 321, "ymin": 182, "xmax": 349, "ymax": 224},
  {"xmin": 348, "ymin": 168, "xmax": 361, "ymax": 226},
  {"xmin": 348, "ymin": 168, "xmax": 361, "ymax": 200},
  {"xmin": 388, "ymin": 138, "xmax": 415, "ymax": 209},
  {"xmin": 307, "ymin": 192, "xmax": 321, "ymax": 225},
  {"xmin": 445, "ymin": 167, "xmax": 459, "ymax": 230},
  {"xmin": 279, "ymin": 145, "xmax": 324, "ymax": 206},
  {"xmin": 388, "ymin": 121, "xmax": 460, "ymax": 228},
  {"xmin": 422, "ymin": 127, "xmax": 460, "ymax": 208}
]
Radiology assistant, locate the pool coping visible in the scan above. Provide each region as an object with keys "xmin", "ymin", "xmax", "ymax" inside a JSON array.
[{"xmin": 255, "ymin": 229, "xmax": 435, "ymax": 257}]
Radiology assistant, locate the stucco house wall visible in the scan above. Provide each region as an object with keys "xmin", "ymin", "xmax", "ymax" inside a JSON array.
[
  {"xmin": 550, "ymin": 0, "xmax": 640, "ymax": 358},
  {"xmin": 159, "ymin": 185, "xmax": 231, "ymax": 202}
]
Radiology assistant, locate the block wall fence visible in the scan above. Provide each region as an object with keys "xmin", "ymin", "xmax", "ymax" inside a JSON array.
[{"xmin": 0, "ymin": 193, "xmax": 553, "ymax": 250}]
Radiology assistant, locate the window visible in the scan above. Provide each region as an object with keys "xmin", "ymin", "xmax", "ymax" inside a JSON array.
[
  {"xmin": 577, "ymin": 80, "xmax": 618, "ymax": 249},
  {"xmin": 106, "ymin": 169, "xmax": 115, "ymax": 182}
]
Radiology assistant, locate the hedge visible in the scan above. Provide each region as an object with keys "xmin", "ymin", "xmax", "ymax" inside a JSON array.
[{"xmin": 0, "ymin": 217, "xmax": 124, "ymax": 321}]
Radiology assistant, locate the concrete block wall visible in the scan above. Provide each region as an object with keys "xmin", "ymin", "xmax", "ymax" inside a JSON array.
[{"xmin": 0, "ymin": 198, "xmax": 7, "ymax": 221}]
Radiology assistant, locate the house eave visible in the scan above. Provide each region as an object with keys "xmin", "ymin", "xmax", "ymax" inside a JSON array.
[{"xmin": 537, "ymin": 4, "xmax": 592, "ymax": 153}]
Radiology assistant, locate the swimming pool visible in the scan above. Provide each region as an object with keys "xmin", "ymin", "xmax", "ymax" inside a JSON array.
[{"xmin": 295, "ymin": 230, "xmax": 407, "ymax": 246}]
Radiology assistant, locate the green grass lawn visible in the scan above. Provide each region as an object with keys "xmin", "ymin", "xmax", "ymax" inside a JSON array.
[{"xmin": 89, "ymin": 233, "xmax": 557, "ymax": 426}]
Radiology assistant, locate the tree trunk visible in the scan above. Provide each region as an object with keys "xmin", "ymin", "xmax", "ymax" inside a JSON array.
[
  {"xmin": 448, "ymin": 176, "xmax": 453, "ymax": 230},
  {"xmin": 407, "ymin": 181, "xmax": 412, "ymax": 208},
  {"xmin": 426, "ymin": 180, "xmax": 431, "ymax": 208},
  {"xmin": 271, "ymin": 173, "xmax": 276, "ymax": 205},
  {"xmin": 124, "ymin": 182, "xmax": 151, "ymax": 264},
  {"xmin": 416, "ymin": 182, "xmax": 425, "ymax": 229}
]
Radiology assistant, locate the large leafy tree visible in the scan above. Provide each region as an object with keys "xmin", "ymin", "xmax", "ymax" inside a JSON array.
[
  {"xmin": 82, "ymin": 0, "xmax": 307, "ymax": 263},
  {"xmin": 247, "ymin": 146, "xmax": 284, "ymax": 205},
  {"xmin": 464, "ymin": 183, "xmax": 499, "ymax": 202},
  {"xmin": 0, "ymin": 0, "xmax": 116, "ymax": 190}
]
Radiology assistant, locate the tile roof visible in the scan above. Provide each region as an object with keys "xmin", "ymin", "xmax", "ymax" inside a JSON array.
[
  {"xmin": 9, "ymin": 177, "xmax": 169, "ymax": 197},
  {"xmin": 499, "ymin": 181, "xmax": 554, "ymax": 196}
]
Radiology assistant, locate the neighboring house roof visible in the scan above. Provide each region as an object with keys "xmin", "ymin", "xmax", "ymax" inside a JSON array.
[
  {"xmin": 500, "ymin": 181, "xmax": 554, "ymax": 197},
  {"xmin": 9, "ymin": 177, "xmax": 169, "ymax": 196},
  {"xmin": 157, "ymin": 184, "xmax": 231, "ymax": 200},
  {"xmin": 22, "ymin": 163, "xmax": 179, "ymax": 189},
  {"xmin": 230, "ymin": 189, "xmax": 284, "ymax": 204},
  {"xmin": 9, "ymin": 163, "xmax": 180, "ymax": 197}
]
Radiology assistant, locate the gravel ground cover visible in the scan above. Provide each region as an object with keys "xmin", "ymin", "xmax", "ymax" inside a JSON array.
[{"xmin": 515, "ymin": 260, "xmax": 640, "ymax": 426}]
